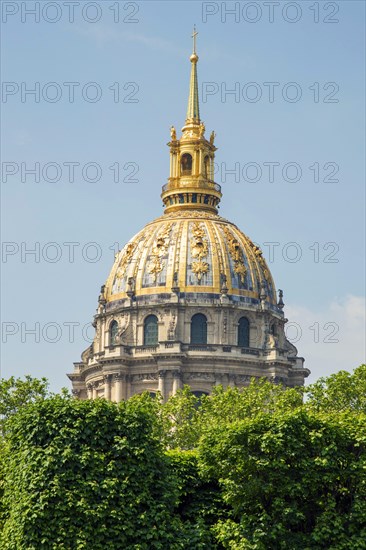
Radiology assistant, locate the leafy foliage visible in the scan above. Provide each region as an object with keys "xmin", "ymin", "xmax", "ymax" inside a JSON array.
[
  {"xmin": 0, "ymin": 366, "xmax": 365, "ymax": 548},
  {"xmin": 305, "ymin": 364, "xmax": 366, "ymax": 413},
  {"xmin": 199, "ymin": 409, "xmax": 366, "ymax": 549},
  {"xmin": 0, "ymin": 375, "xmax": 50, "ymax": 436},
  {"xmin": 164, "ymin": 368, "xmax": 366, "ymax": 548},
  {"xmin": 168, "ymin": 449, "xmax": 229, "ymax": 549},
  {"xmin": 160, "ymin": 386, "xmax": 202, "ymax": 450},
  {"xmin": 0, "ymin": 394, "xmax": 181, "ymax": 549},
  {"xmin": 162, "ymin": 379, "xmax": 303, "ymax": 450}
]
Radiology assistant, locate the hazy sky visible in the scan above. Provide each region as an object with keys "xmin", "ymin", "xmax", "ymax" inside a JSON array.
[{"xmin": 1, "ymin": 0, "xmax": 365, "ymax": 391}]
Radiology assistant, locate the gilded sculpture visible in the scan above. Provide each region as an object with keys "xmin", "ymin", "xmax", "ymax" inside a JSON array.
[
  {"xmin": 247, "ymin": 238, "xmax": 270, "ymax": 282},
  {"xmin": 147, "ymin": 223, "xmax": 173, "ymax": 282},
  {"xmin": 112, "ymin": 240, "xmax": 138, "ymax": 293},
  {"xmin": 190, "ymin": 222, "xmax": 210, "ymax": 281},
  {"xmin": 223, "ymin": 226, "xmax": 247, "ymax": 284}
]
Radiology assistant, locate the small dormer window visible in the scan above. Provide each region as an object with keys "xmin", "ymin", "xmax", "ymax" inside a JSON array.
[{"xmin": 181, "ymin": 153, "xmax": 192, "ymax": 175}]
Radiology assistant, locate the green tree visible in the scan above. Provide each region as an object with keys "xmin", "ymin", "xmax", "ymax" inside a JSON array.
[
  {"xmin": 162, "ymin": 378, "xmax": 303, "ymax": 450},
  {"xmin": 1, "ymin": 367, "xmax": 365, "ymax": 548},
  {"xmin": 199, "ymin": 409, "xmax": 366, "ymax": 549},
  {"xmin": 305, "ymin": 364, "xmax": 366, "ymax": 413},
  {"xmin": 159, "ymin": 366, "xmax": 366, "ymax": 548},
  {"xmin": 167, "ymin": 449, "xmax": 227, "ymax": 549},
  {"xmin": 0, "ymin": 375, "xmax": 52, "ymax": 532},
  {"xmin": 0, "ymin": 394, "xmax": 183, "ymax": 549},
  {"xmin": 0, "ymin": 375, "xmax": 50, "ymax": 436},
  {"xmin": 160, "ymin": 386, "xmax": 202, "ymax": 449}
]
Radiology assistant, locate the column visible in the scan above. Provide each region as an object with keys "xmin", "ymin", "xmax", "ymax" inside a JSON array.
[
  {"xmin": 172, "ymin": 370, "xmax": 182, "ymax": 395},
  {"xmin": 92, "ymin": 383, "xmax": 98, "ymax": 399},
  {"xmin": 158, "ymin": 370, "xmax": 166, "ymax": 400},
  {"xmin": 87, "ymin": 384, "xmax": 93, "ymax": 400},
  {"xmin": 102, "ymin": 317, "xmax": 107, "ymax": 349},
  {"xmin": 228, "ymin": 374, "xmax": 236, "ymax": 388},
  {"xmin": 125, "ymin": 375, "xmax": 131, "ymax": 400},
  {"xmin": 114, "ymin": 373, "xmax": 124, "ymax": 402},
  {"xmin": 173, "ymin": 152, "xmax": 177, "ymax": 178},
  {"xmin": 215, "ymin": 373, "xmax": 223, "ymax": 386},
  {"xmin": 104, "ymin": 375, "xmax": 112, "ymax": 401}
]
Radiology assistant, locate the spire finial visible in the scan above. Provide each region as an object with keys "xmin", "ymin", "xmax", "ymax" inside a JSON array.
[
  {"xmin": 186, "ymin": 26, "xmax": 200, "ymax": 123},
  {"xmin": 192, "ymin": 25, "xmax": 198, "ymax": 54}
]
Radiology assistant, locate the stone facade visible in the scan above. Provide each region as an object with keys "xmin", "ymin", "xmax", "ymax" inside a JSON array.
[{"xmin": 68, "ymin": 290, "xmax": 308, "ymax": 401}]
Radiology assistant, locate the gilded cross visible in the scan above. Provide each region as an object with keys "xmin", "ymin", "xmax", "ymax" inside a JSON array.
[{"xmin": 192, "ymin": 26, "xmax": 198, "ymax": 53}]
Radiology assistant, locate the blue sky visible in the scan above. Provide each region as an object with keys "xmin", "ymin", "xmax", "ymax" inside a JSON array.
[{"xmin": 1, "ymin": 1, "xmax": 365, "ymax": 391}]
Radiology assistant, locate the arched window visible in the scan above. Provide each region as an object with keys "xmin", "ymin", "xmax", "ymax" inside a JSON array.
[
  {"xmin": 190, "ymin": 313, "xmax": 207, "ymax": 344},
  {"xmin": 110, "ymin": 320, "xmax": 119, "ymax": 346},
  {"xmin": 238, "ymin": 317, "xmax": 250, "ymax": 347},
  {"xmin": 204, "ymin": 155, "xmax": 209, "ymax": 178},
  {"xmin": 144, "ymin": 315, "xmax": 158, "ymax": 346},
  {"xmin": 181, "ymin": 153, "xmax": 192, "ymax": 175},
  {"xmin": 192, "ymin": 391, "xmax": 209, "ymax": 398}
]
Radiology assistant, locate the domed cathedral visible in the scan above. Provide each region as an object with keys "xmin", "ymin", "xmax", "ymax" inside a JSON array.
[{"xmin": 68, "ymin": 31, "xmax": 310, "ymax": 401}]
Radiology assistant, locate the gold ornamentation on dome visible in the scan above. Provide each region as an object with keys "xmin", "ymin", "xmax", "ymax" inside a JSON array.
[
  {"xmin": 210, "ymin": 131, "xmax": 216, "ymax": 145},
  {"xmin": 163, "ymin": 210, "xmax": 222, "ymax": 220},
  {"xmin": 192, "ymin": 260, "xmax": 209, "ymax": 280},
  {"xmin": 191, "ymin": 222, "xmax": 209, "ymax": 258},
  {"xmin": 247, "ymin": 239, "xmax": 270, "ymax": 281},
  {"xmin": 259, "ymin": 258, "xmax": 269, "ymax": 280},
  {"xmin": 147, "ymin": 258, "xmax": 164, "ymax": 281},
  {"xmin": 113, "ymin": 240, "xmax": 139, "ymax": 291},
  {"xmin": 170, "ymin": 126, "xmax": 177, "ymax": 141},
  {"xmin": 190, "ymin": 222, "xmax": 210, "ymax": 281},
  {"xmin": 199, "ymin": 122, "xmax": 205, "ymax": 137},
  {"xmin": 147, "ymin": 223, "xmax": 172, "ymax": 282},
  {"xmin": 253, "ymin": 244, "xmax": 263, "ymax": 257},
  {"xmin": 223, "ymin": 227, "xmax": 247, "ymax": 284},
  {"xmin": 234, "ymin": 262, "xmax": 247, "ymax": 283}
]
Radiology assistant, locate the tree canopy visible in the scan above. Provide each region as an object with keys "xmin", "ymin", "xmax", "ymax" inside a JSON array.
[
  {"xmin": 0, "ymin": 375, "xmax": 50, "ymax": 436},
  {"xmin": 0, "ymin": 366, "xmax": 365, "ymax": 549}
]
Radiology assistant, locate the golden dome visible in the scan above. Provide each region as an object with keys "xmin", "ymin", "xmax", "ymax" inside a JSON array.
[
  {"xmin": 68, "ymin": 29, "xmax": 309, "ymax": 402},
  {"xmin": 103, "ymin": 31, "xmax": 277, "ymax": 309},
  {"xmin": 104, "ymin": 210, "xmax": 277, "ymax": 306}
]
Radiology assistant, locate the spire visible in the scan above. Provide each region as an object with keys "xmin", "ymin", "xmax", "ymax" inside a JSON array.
[
  {"xmin": 161, "ymin": 30, "xmax": 221, "ymax": 215},
  {"xmin": 186, "ymin": 26, "xmax": 200, "ymax": 124}
]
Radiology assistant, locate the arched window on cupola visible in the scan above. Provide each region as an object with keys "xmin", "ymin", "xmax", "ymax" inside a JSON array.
[
  {"xmin": 204, "ymin": 155, "xmax": 209, "ymax": 178},
  {"xmin": 110, "ymin": 320, "xmax": 119, "ymax": 346},
  {"xmin": 190, "ymin": 313, "xmax": 207, "ymax": 344},
  {"xmin": 181, "ymin": 153, "xmax": 192, "ymax": 175},
  {"xmin": 144, "ymin": 315, "xmax": 158, "ymax": 346},
  {"xmin": 238, "ymin": 317, "xmax": 250, "ymax": 348}
]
